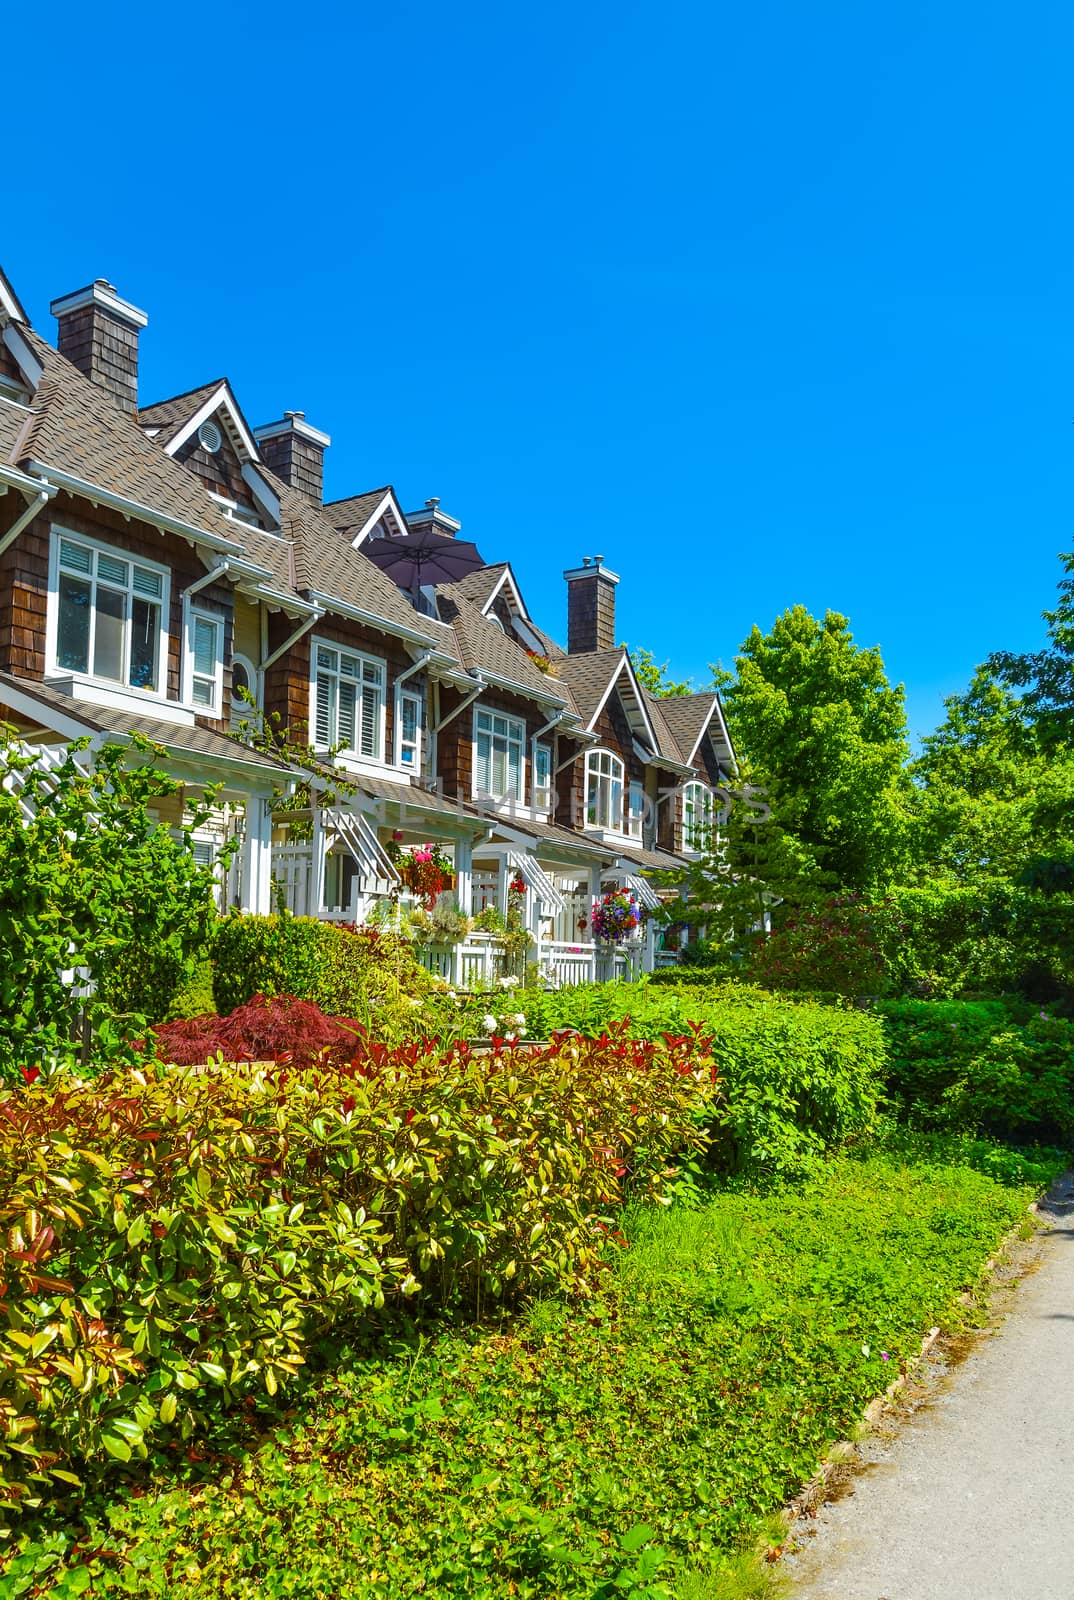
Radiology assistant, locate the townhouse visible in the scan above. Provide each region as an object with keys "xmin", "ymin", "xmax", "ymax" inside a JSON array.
[{"xmin": 0, "ymin": 264, "xmax": 734, "ymax": 981}]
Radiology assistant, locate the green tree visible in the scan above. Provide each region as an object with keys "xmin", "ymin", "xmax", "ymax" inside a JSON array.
[
  {"xmin": 723, "ymin": 606, "xmax": 912, "ymax": 901},
  {"xmin": 989, "ymin": 548, "xmax": 1074, "ymax": 750},
  {"xmin": 0, "ymin": 733, "xmax": 226, "ymax": 1075},
  {"xmin": 624, "ymin": 645, "xmax": 696, "ymax": 697}
]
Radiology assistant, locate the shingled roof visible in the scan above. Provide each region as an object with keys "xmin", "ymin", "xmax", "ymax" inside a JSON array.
[
  {"xmin": 436, "ymin": 586, "xmax": 568, "ymax": 701},
  {"xmin": 16, "ymin": 330, "xmax": 245, "ymax": 550},
  {"xmin": 555, "ymin": 649, "xmax": 628, "ymax": 727},
  {"xmin": 656, "ymin": 692, "xmax": 734, "ymax": 766},
  {"xmin": 0, "ymin": 672, "xmax": 291, "ymax": 776},
  {"xmin": 324, "ymin": 488, "xmax": 394, "ymax": 538},
  {"xmin": 266, "ymin": 472, "xmax": 446, "ymax": 646},
  {"xmin": 138, "ymin": 379, "xmax": 226, "ymax": 446}
]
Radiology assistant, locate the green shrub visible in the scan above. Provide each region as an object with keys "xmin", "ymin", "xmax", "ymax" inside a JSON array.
[
  {"xmin": 875, "ymin": 997, "xmax": 1074, "ymax": 1143},
  {"xmin": 0, "ymin": 736, "xmax": 222, "ymax": 1078},
  {"xmin": 0, "ymin": 1030, "xmax": 713, "ymax": 1508},
  {"xmin": 515, "ymin": 979, "xmax": 884, "ymax": 1176},
  {"xmin": 161, "ymin": 958, "xmax": 217, "ymax": 1022},
  {"xmin": 212, "ymin": 915, "xmax": 434, "ymax": 1018}
]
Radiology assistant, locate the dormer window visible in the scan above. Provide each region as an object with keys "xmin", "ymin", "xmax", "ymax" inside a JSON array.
[
  {"xmin": 684, "ymin": 781, "xmax": 715, "ymax": 851},
  {"xmin": 585, "ymin": 749, "xmax": 624, "ymax": 830},
  {"xmin": 51, "ymin": 531, "xmax": 167, "ymax": 693}
]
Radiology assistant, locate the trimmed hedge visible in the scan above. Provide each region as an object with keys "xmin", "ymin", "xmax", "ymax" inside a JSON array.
[
  {"xmin": 0, "ymin": 1031, "xmax": 713, "ymax": 1509},
  {"xmin": 517, "ymin": 980, "xmax": 884, "ymax": 1176},
  {"xmin": 875, "ymin": 998, "xmax": 1074, "ymax": 1143},
  {"xmin": 212, "ymin": 915, "xmax": 433, "ymax": 1018}
]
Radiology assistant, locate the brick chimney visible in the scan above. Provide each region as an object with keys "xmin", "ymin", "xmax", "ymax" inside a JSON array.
[
  {"xmin": 50, "ymin": 279, "xmax": 148, "ymax": 414},
  {"xmin": 564, "ymin": 555, "xmax": 619, "ymax": 654},
  {"xmin": 254, "ymin": 412, "xmax": 331, "ymax": 503}
]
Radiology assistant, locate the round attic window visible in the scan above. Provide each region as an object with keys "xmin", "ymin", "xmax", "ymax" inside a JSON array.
[{"xmin": 198, "ymin": 420, "xmax": 223, "ymax": 453}]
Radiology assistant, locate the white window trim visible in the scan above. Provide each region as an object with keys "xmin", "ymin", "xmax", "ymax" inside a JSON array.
[
  {"xmin": 396, "ymin": 687, "xmax": 423, "ymax": 773},
  {"xmin": 309, "ymin": 635, "xmax": 388, "ymax": 766},
  {"xmin": 583, "ymin": 747, "xmax": 626, "ymax": 835},
  {"xmin": 627, "ymin": 779, "xmax": 645, "ymax": 840},
  {"xmin": 182, "ymin": 600, "xmax": 226, "ymax": 715},
  {"xmin": 472, "ymin": 705, "xmax": 526, "ymax": 805},
  {"xmin": 230, "ymin": 651, "xmax": 259, "ymax": 711},
  {"xmin": 683, "ymin": 780, "xmax": 716, "ymax": 854},
  {"xmin": 46, "ymin": 525, "xmax": 173, "ymax": 711},
  {"xmin": 532, "ymin": 740, "xmax": 553, "ymax": 816}
]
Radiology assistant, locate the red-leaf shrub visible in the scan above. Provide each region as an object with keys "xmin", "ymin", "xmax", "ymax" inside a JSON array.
[
  {"xmin": 151, "ymin": 993, "xmax": 368, "ymax": 1066},
  {"xmin": 0, "ymin": 1030, "xmax": 716, "ymax": 1504}
]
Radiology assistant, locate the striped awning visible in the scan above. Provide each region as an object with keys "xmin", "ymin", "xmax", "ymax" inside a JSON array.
[{"xmin": 507, "ymin": 850, "xmax": 567, "ymax": 913}]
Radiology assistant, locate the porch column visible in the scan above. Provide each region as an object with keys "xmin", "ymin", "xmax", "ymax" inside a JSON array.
[
  {"xmin": 587, "ymin": 862, "xmax": 603, "ymax": 981},
  {"xmin": 311, "ymin": 805, "xmax": 327, "ymax": 916},
  {"xmin": 242, "ymin": 795, "xmax": 274, "ymax": 915},
  {"xmin": 455, "ymin": 833, "xmax": 473, "ymax": 914}
]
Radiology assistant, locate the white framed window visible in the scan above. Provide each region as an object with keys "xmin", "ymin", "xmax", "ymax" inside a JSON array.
[
  {"xmin": 183, "ymin": 605, "xmax": 225, "ymax": 713},
  {"xmin": 50, "ymin": 530, "xmax": 168, "ymax": 692},
  {"xmin": 684, "ymin": 781, "xmax": 715, "ymax": 851},
  {"xmin": 399, "ymin": 690, "xmax": 422, "ymax": 770},
  {"xmin": 312, "ymin": 640, "xmax": 385, "ymax": 759},
  {"xmin": 585, "ymin": 749, "xmax": 624, "ymax": 831},
  {"xmin": 474, "ymin": 707, "xmax": 525, "ymax": 802},
  {"xmin": 627, "ymin": 781, "xmax": 644, "ymax": 839},
  {"xmin": 533, "ymin": 742, "xmax": 552, "ymax": 810}
]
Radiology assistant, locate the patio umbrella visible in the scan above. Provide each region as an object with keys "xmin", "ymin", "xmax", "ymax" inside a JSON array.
[{"xmin": 363, "ymin": 527, "xmax": 486, "ymax": 589}]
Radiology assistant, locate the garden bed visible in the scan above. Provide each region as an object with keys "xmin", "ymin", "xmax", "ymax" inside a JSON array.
[{"xmin": 5, "ymin": 1136, "xmax": 1060, "ymax": 1599}]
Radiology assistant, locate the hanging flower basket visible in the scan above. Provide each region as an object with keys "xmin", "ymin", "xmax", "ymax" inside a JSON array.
[
  {"xmin": 590, "ymin": 890, "xmax": 640, "ymax": 943},
  {"xmin": 398, "ymin": 843, "xmax": 455, "ymax": 908}
]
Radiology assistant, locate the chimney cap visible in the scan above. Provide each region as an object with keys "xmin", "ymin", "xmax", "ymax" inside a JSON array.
[
  {"xmin": 50, "ymin": 279, "xmax": 148, "ymax": 330},
  {"xmin": 254, "ymin": 412, "xmax": 331, "ymax": 449},
  {"xmin": 563, "ymin": 558, "xmax": 620, "ymax": 585}
]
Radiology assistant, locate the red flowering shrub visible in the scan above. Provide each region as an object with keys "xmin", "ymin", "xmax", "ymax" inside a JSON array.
[
  {"xmin": 0, "ymin": 1029, "xmax": 715, "ymax": 1504},
  {"xmin": 151, "ymin": 993, "xmax": 367, "ymax": 1066}
]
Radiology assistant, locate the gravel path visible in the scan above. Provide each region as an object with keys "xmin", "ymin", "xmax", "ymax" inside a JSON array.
[{"xmin": 781, "ymin": 1183, "xmax": 1074, "ymax": 1600}]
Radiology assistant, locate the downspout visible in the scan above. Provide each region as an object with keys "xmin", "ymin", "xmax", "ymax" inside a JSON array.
[{"xmin": 0, "ymin": 482, "xmax": 56, "ymax": 557}]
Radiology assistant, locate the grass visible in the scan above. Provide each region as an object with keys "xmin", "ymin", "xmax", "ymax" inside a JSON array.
[{"xmin": 5, "ymin": 1137, "xmax": 1057, "ymax": 1600}]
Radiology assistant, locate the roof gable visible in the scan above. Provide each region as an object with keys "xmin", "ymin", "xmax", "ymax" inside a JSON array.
[
  {"xmin": 656, "ymin": 692, "xmax": 737, "ymax": 768},
  {"xmin": 558, "ymin": 649, "xmax": 658, "ymax": 750},
  {"xmin": 324, "ymin": 486, "xmax": 408, "ymax": 546},
  {"xmin": 140, "ymin": 378, "xmax": 260, "ymax": 462},
  {"xmin": 0, "ymin": 265, "xmax": 29, "ymax": 326}
]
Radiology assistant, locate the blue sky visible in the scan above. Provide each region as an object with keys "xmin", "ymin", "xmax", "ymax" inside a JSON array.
[{"xmin": 7, "ymin": 1, "xmax": 1074, "ymax": 742}]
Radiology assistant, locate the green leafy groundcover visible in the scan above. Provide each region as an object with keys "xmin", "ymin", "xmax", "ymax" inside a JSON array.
[{"xmin": 7, "ymin": 1138, "xmax": 1054, "ymax": 1600}]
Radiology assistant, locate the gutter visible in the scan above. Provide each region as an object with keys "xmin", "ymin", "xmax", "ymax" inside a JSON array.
[
  {"xmin": 306, "ymin": 588, "xmax": 450, "ymax": 656},
  {"xmin": 0, "ymin": 473, "xmax": 56, "ymax": 556},
  {"xmin": 27, "ymin": 460, "xmax": 268, "ymax": 566}
]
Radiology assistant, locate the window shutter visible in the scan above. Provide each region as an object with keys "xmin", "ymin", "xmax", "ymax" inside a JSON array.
[
  {"xmin": 359, "ymin": 684, "xmax": 378, "ymax": 757},
  {"xmin": 475, "ymin": 730, "xmax": 491, "ymax": 793},
  {"xmin": 193, "ymin": 616, "xmax": 217, "ymax": 678},
  {"xmin": 315, "ymin": 674, "xmax": 333, "ymax": 746},
  {"xmin": 337, "ymin": 680, "xmax": 356, "ymax": 749}
]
